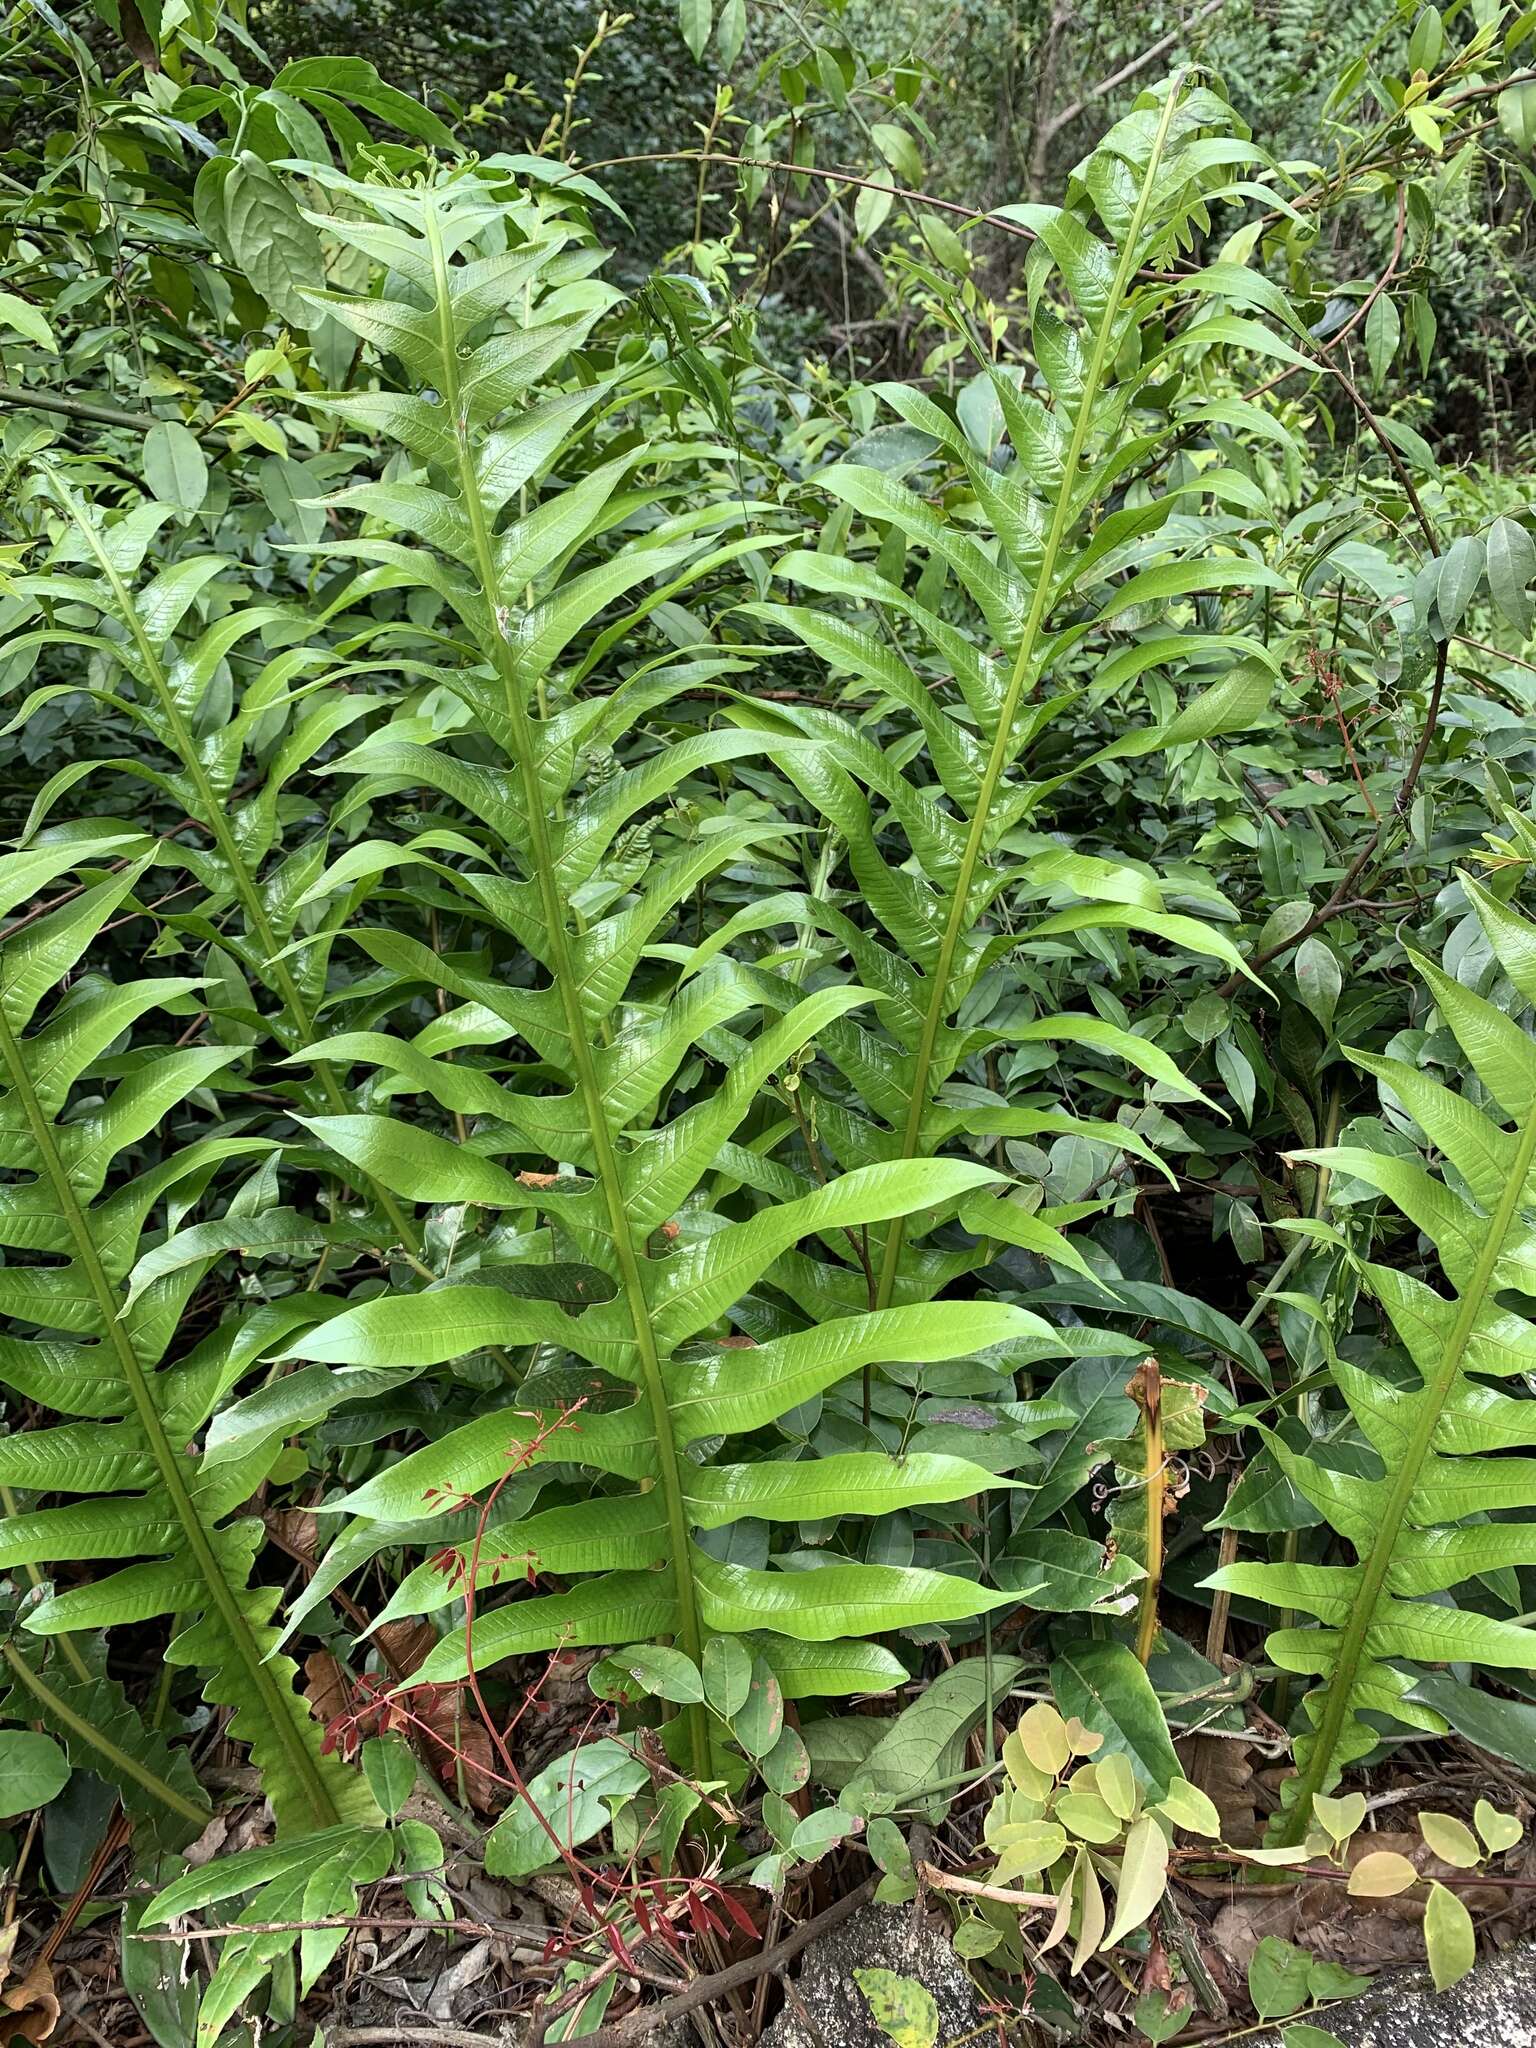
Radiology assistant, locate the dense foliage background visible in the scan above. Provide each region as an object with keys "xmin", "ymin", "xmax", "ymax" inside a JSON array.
[{"xmin": 0, "ymin": 2, "xmax": 1534, "ymax": 2045}]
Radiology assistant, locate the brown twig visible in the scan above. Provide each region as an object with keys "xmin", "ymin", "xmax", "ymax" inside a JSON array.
[
  {"xmin": 917, "ymin": 1864, "xmax": 1055, "ymax": 1909},
  {"xmin": 327, "ymin": 2030, "xmax": 512, "ymax": 2048},
  {"xmin": 1030, "ymin": 0, "xmax": 1227, "ymax": 158},
  {"xmin": 566, "ymin": 151, "xmax": 1041, "ymax": 242},
  {"xmin": 1176, "ymin": 1848, "xmax": 1536, "ymax": 1891}
]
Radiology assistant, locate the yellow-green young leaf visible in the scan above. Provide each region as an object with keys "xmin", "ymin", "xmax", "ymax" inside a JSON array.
[
  {"xmin": 1312, "ymin": 1791, "xmax": 1365, "ymax": 1846},
  {"xmin": 1347, "ymin": 1850, "xmax": 1419, "ymax": 1897},
  {"xmin": 1071, "ymin": 1849, "xmax": 1107, "ymax": 1975},
  {"xmin": 1001, "ymin": 1730, "xmax": 1054, "ymax": 1802},
  {"xmin": 0, "ymin": 291, "xmax": 57, "ymax": 350},
  {"xmin": 1064, "ymin": 1716, "xmax": 1104, "ymax": 1757},
  {"xmin": 855, "ymin": 179, "xmax": 895, "ymax": 242},
  {"xmin": 1156, "ymin": 1778, "xmax": 1221, "ymax": 1838},
  {"xmin": 1055, "ymin": 1792, "xmax": 1120, "ymax": 1844},
  {"xmin": 1097, "ymin": 1752, "xmax": 1138, "ymax": 1821},
  {"xmin": 1423, "ymin": 1880, "xmax": 1476, "ymax": 1990},
  {"xmin": 1102, "ymin": 1816, "xmax": 1169, "ymax": 1948},
  {"xmin": 853, "ymin": 1970, "xmax": 938, "ymax": 2048},
  {"xmin": 1017, "ymin": 1700, "xmax": 1070, "ymax": 1776},
  {"xmin": 1474, "ymin": 1799, "xmax": 1522, "ymax": 1854},
  {"xmin": 1039, "ymin": 1852, "xmax": 1078, "ymax": 1955},
  {"xmin": 1418, "ymin": 1810, "xmax": 1481, "ymax": 1868},
  {"xmin": 992, "ymin": 1820, "xmax": 1068, "ymax": 1881}
]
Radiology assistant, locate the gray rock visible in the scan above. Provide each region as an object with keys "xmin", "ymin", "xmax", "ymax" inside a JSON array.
[
  {"xmin": 1253, "ymin": 1943, "xmax": 1536, "ymax": 2048},
  {"xmin": 761, "ymin": 1902, "xmax": 984, "ymax": 2048}
]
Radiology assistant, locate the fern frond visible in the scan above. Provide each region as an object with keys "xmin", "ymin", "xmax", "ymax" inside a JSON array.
[
  {"xmin": 725, "ymin": 81, "xmax": 1285, "ymax": 1329},
  {"xmin": 0, "ymin": 1635, "xmax": 208, "ymax": 1848},
  {"xmin": 1209, "ymin": 874, "xmax": 1536, "ymax": 1836},
  {"xmin": 0, "ymin": 842, "xmax": 374, "ymax": 1839},
  {"xmin": 259, "ymin": 165, "xmax": 1118, "ymax": 1771}
]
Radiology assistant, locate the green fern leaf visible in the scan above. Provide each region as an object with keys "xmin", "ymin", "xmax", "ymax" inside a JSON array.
[{"xmin": 1208, "ymin": 874, "xmax": 1536, "ymax": 1837}]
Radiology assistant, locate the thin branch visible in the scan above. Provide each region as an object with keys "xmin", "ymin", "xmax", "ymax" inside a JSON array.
[
  {"xmin": 0, "ymin": 382, "xmax": 162, "ymax": 432},
  {"xmin": 918, "ymin": 1864, "xmax": 1056, "ymax": 1909},
  {"xmin": 1035, "ymin": 0, "xmax": 1227, "ymax": 149},
  {"xmin": 563, "ymin": 151, "xmax": 1040, "ymax": 243},
  {"xmin": 531, "ymin": 1877, "xmax": 878, "ymax": 2048},
  {"xmin": 328, "ymin": 2030, "xmax": 512, "ymax": 2048}
]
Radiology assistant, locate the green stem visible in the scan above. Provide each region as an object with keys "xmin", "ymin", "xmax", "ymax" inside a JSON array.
[
  {"xmin": 423, "ymin": 205, "xmax": 710, "ymax": 1775},
  {"xmin": 0, "ymin": 1003, "xmax": 341, "ymax": 1832},
  {"xmin": 871, "ymin": 81, "xmax": 1186, "ymax": 1318},
  {"xmin": 1269, "ymin": 1085, "xmax": 1340, "ymax": 1729}
]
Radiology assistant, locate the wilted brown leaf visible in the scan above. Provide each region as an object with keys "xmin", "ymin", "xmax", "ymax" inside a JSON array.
[
  {"xmin": 1176, "ymin": 1734, "xmax": 1259, "ymax": 1846},
  {"xmin": 0, "ymin": 1957, "xmax": 59, "ymax": 2043},
  {"xmin": 265, "ymin": 1508, "xmax": 319, "ymax": 1561},
  {"xmin": 117, "ymin": 0, "xmax": 160, "ymax": 69},
  {"xmin": 405, "ymin": 1689, "xmax": 502, "ymax": 1814},
  {"xmin": 304, "ymin": 1650, "xmax": 350, "ymax": 1727},
  {"xmin": 374, "ymin": 1620, "xmax": 438, "ymax": 1678}
]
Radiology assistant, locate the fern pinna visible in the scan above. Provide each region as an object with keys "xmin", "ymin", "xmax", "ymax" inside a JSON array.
[
  {"xmin": 1210, "ymin": 875, "xmax": 1536, "ymax": 1839},
  {"xmin": 258, "ymin": 165, "xmax": 1120, "ymax": 1775}
]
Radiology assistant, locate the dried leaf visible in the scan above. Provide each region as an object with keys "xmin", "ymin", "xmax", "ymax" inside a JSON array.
[
  {"xmin": 303, "ymin": 1650, "xmax": 350, "ymax": 1726},
  {"xmin": 0, "ymin": 1958, "xmax": 59, "ymax": 2042},
  {"xmin": 1177, "ymin": 1734, "xmax": 1259, "ymax": 1845},
  {"xmin": 374, "ymin": 1619, "xmax": 438, "ymax": 1677}
]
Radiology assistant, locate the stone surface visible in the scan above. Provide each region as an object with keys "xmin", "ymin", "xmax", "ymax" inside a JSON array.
[
  {"xmin": 761, "ymin": 1902, "xmax": 984, "ymax": 2048},
  {"xmin": 1253, "ymin": 1943, "xmax": 1536, "ymax": 2048}
]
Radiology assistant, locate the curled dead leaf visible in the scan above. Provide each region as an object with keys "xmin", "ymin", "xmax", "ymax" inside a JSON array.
[
  {"xmin": 1176, "ymin": 1734, "xmax": 1259, "ymax": 1847},
  {"xmin": 0, "ymin": 1957, "xmax": 59, "ymax": 2043}
]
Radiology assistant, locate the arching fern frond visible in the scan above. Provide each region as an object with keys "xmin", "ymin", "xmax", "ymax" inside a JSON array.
[{"xmin": 1209, "ymin": 874, "xmax": 1536, "ymax": 1838}]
